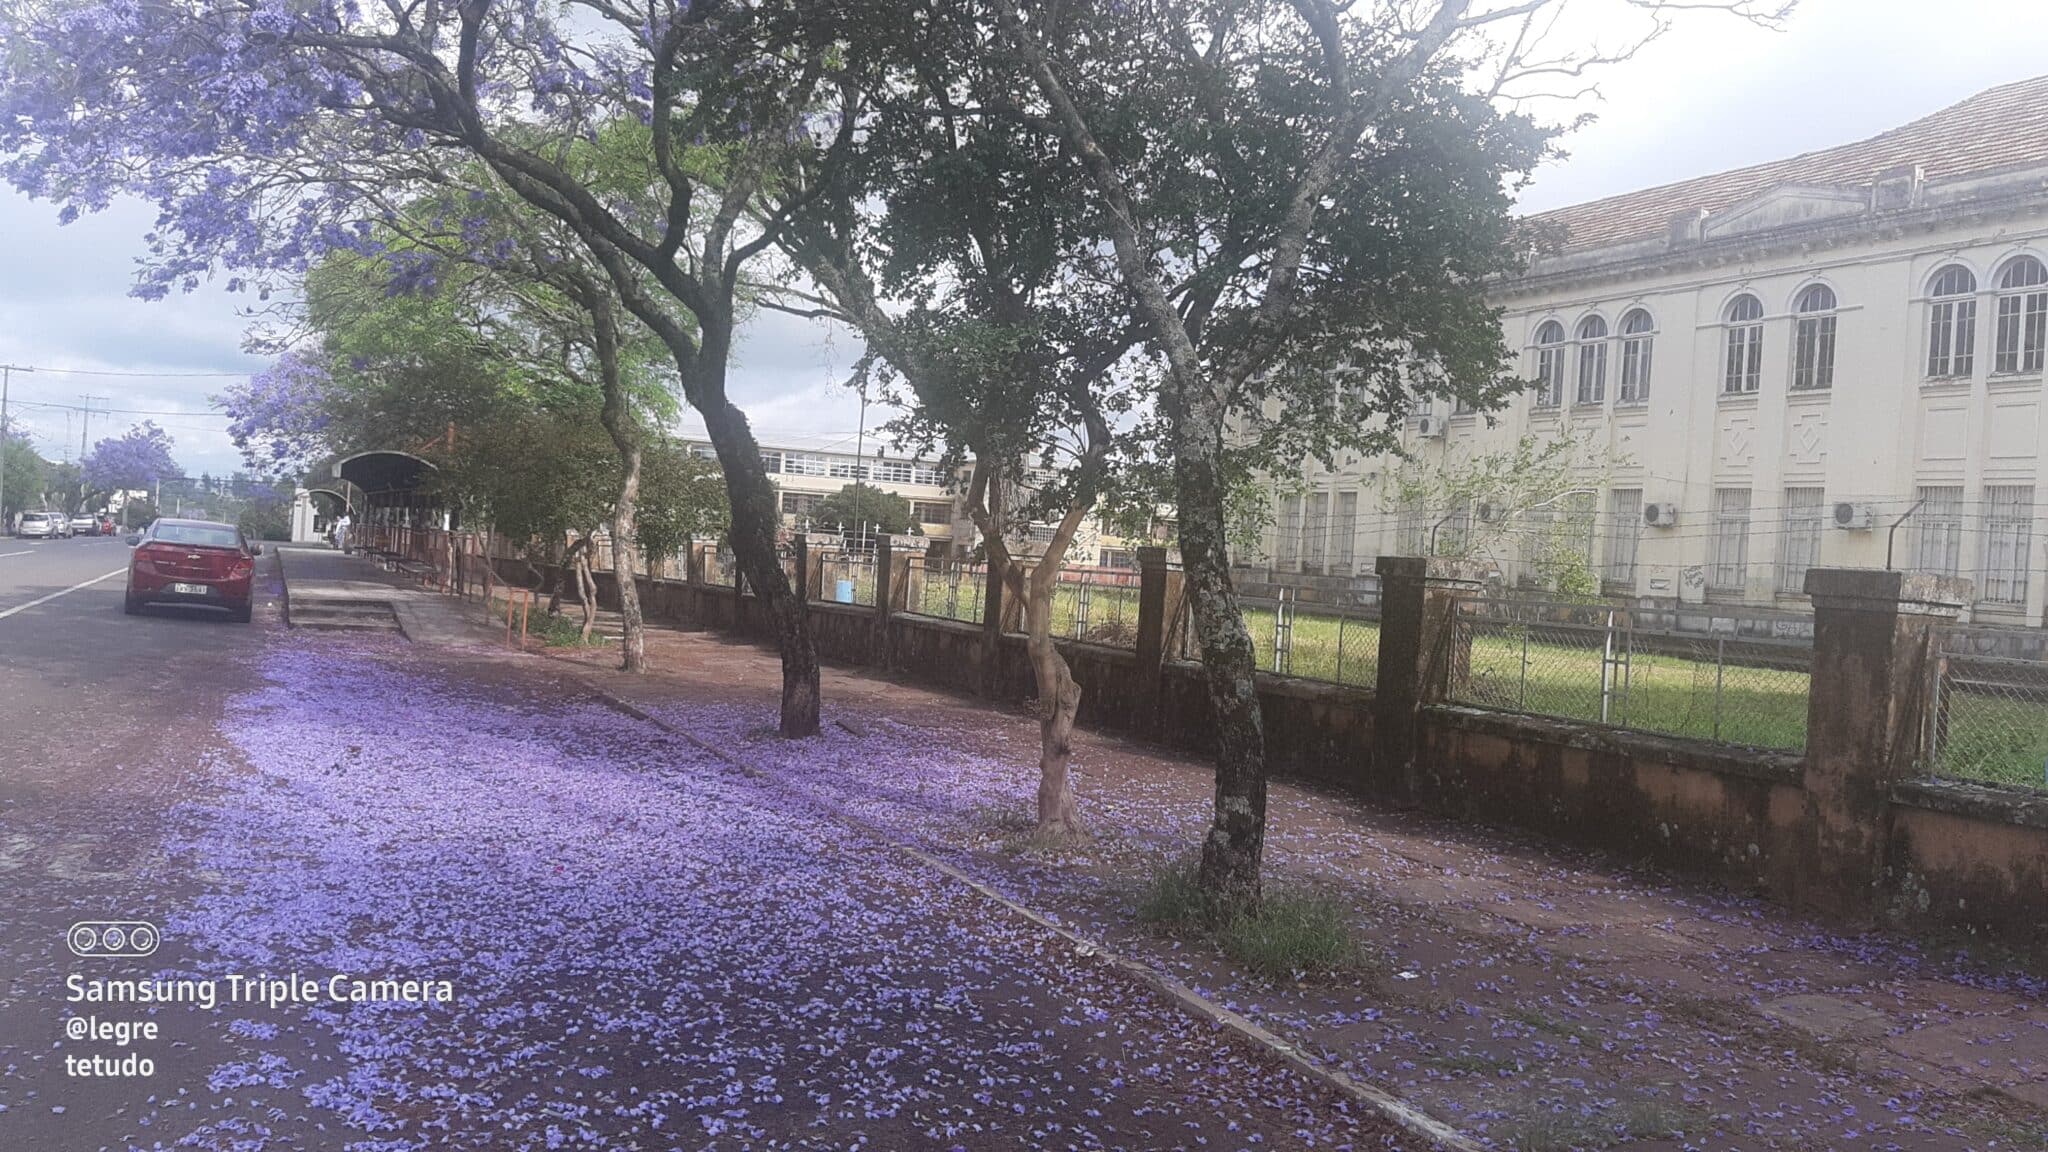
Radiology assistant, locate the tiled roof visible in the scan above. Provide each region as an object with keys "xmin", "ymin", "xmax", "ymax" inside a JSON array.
[{"xmin": 1529, "ymin": 75, "xmax": 2048, "ymax": 251}]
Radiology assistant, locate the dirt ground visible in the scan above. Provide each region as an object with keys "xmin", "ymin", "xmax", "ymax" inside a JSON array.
[{"xmin": 551, "ymin": 626, "xmax": 2048, "ymax": 1152}]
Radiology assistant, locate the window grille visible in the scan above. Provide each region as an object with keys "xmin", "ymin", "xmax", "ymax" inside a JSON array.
[{"xmin": 1710, "ymin": 488, "xmax": 1751, "ymax": 589}]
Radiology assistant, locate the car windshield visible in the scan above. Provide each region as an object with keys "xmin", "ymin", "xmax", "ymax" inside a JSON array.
[
  {"xmin": 154, "ymin": 523, "xmax": 242, "ymax": 549},
  {"xmin": 24, "ymin": 513, "xmax": 53, "ymax": 522}
]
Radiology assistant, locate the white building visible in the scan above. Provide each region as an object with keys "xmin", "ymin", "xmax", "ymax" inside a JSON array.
[
  {"xmin": 1266, "ymin": 76, "xmax": 2048, "ymax": 624},
  {"xmin": 681, "ymin": 437, "xmax": 965, "ymax": 545}
]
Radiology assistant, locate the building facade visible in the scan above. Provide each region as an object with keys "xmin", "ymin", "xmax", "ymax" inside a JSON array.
[{"xmin": 1263, "ymin": 77, "xmax": 2048, "ymax": 625}]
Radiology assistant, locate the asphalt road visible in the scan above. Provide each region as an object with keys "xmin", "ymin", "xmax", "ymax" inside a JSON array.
[
  {"xmin": 0, "ymin": 539, "xmax": 1389, "ymax": 1151},
  {"xmin": 0, "ymin": 533, "xmax": 283, "ymax": 1149}
]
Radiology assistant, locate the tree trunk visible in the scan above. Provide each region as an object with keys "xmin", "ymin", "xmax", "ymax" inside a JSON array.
[
  {"xmin": 701, "ymin": 397, "xmax": 820, "ymax": 737},
  {"xmin": 608, "ymin": 457, "xmax": 646, "ymax": 672},
  {"xmin": 576, "ymin": 549, "xmax": 598, "ymax": 642},
  {"xmin": 545, "ymin": 535, "xmax": 572, "ymax": 615},
  {"xmin": 1022, "ymin": 580, "xmax": 1083, "ymax": 835},
  {"xmin": 588, "ymin": 292, "xmax": 648, "ymax": 674},
  {"xmin": 1176, "ymin": 425, "xmax": 1267, "ymax": 911}
]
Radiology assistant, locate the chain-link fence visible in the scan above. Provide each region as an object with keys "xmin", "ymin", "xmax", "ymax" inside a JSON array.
[
  {"xmin": 814, "ymin": 551, "xmax": 879, "ymax": 606},
  {"xmin": 1167, "ymin": 586, "xmax": 1381, "ymax": 688},
  {"xmin": 1924, "ymin": 652, "xmax": 2048, "ymax": 790},
  {"xmin": 1445, "ymin": 598, "xmax": 1810, "ymax": 751},
  {"xmin": 1242, "ymin": 591, "xmax": 1380, "ymax": 687},
  {"xmin": 906, "ymin": 562, "xmax": 987, "ymax": 624},
  {"xmin": 1051, "ymin": 574, "xmax": 1142, "ymax": 647}
]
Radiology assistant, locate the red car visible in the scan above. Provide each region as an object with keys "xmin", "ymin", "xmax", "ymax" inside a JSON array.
[{"xmin": 124, "ymin": 518, "xmax": 259, "ymax": 622}]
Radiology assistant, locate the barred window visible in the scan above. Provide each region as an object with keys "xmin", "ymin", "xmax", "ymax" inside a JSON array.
[
  {"xmin": 1606, "ymin": 488, "xmax": 1643, "ymax": 582},
  {"xmin": 1575, "ymin": 315, "xmax": 1608, "ymax": 405},
  {"xmin": 1396, "ymin": 494, "xmax": 1426, "ymax": 557},
  {"xmin": 911, "ymin": 500, "xmax": 954, "ymax": 525},
  {"xmin": 1564, "ymin": 491, "xmax": 1598, "ymax": 575},
  {"xmin": 1995, "ymin": 256, "xmax": 2048, "ymax": 375},
  {"xmin": 1925, "ymin": 265, "xmax": 1977, "ymax": 379},
  {"xmin": 1913, "ymin": 485, "xmax": 1964, "ymax": 576},
  {"xmin": 1980, "ymin": 485, "xmax": 2035, "ymax": 605},
  {"xmin": 1777, "ymin": 487, "xmax": 1825, "ymax": 594},
  {"xmin": 1723, "ymin": 295, "xmax": 1763, "ymax": 394},
  {"xmin": 1533, "ymin": 320, "xmax": 1565, "ymax": 408},
  {"xmin": 875, "ymin": 460, "xmax": 916, "ymax": 484},
  {"xmin": 1332, "ymin": 490, "xmax": 1358, "ymax": 573},
  {"xmin": 1275, "ymin": 493, "xmax": 1302, "ymax": 570},
  {"xmin": 1617, "ymin": 309, "xmax": 1654, "ymax": 405},
  {"xmin": 1791, "ymin": 285, "xmax": 1837, "ymax": 391},
  {"xmin": 1710, "ymin": 488, "xmax": 1751, "ymax": 589},
  {"xmin": 759, "ymin": 450, "xmax": 783, "ymax": 474},
  {"xmin": 1302, "ymin": 491, "xmax": 1329, "ymax": 572}
]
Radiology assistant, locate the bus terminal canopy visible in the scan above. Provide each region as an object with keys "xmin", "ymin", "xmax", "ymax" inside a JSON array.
[{"xmin": 332, "ymin": 451, "xmax": 436, "ymax": 500}]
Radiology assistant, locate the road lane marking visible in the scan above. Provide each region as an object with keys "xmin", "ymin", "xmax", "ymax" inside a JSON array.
[
  {"xmin": 0, "ymin": 566, "xmax": 128, "ymax": 621},
  {"xmin": 0, "ymin": 550, "xmax": 31, "ymax": 558}
]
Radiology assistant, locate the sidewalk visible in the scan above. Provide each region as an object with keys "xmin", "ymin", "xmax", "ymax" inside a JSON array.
[
  {"xmin": 551, "ymin": 627, "xmax": 2048, "ymax": 1151},
  {"xmin": 274, "ymin": 544, "xmax": 502, "ymax": 646}
]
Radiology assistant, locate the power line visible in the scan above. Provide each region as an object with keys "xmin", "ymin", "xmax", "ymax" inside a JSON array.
[{"xmin": 13, "ymin": 365, "xmax": 252, "ymax": 378}]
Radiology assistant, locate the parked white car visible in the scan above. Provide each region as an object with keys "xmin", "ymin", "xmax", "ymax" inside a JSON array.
[
  {"xmin": 18, "ymin": 511, "xmax": 69, "ymax": 539},
  {"xmin": 70, "ymin": 513, "xmax": 101, "ymax": 536}
]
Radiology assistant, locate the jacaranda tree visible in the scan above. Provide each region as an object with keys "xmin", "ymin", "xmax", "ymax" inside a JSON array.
[
  {"xmin": 82, "ymin": 421, "xmax": 184, "ymax": 507},
  {"xmin": 0, "ymin": 0, "xmax": 852, "ymax": 735}
]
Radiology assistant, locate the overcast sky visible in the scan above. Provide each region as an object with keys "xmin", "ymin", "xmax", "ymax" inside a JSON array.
[{"xmin": 2, "ymin": 0, "xmax": 2046, "ymax": 476}]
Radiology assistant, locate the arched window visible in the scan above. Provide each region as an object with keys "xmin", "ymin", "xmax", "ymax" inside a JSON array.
[
  {"xmin": 1618, "ymin": 309, "xmax": 1654, "ymax": 404},
  {"xmin": 1926, "ymin": 265, "xmax": 1977, "ymax": 379},
  {"xmin": 1995, "ymin": 256, "xmax": 2048, "ymax": 375},
  {"xmin": 1574, "ymin": 314, "xmax": 1608, "ymax": 405},
  {"xmin": 1791, "ymin": 284, "xmax": 1837, "ymax": 391},
  {"xmin": 1723, "ymin": 294, "xmax": 1763, "ymax": 394},
  {"xmin": 1533, "ymin": 320, "xmax": 1565, "ymax": 408}
]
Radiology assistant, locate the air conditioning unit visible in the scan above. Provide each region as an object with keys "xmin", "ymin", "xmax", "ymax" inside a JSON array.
[
  {"xmin": 1476, "ymin": 500, "xmax": 1507, "ymax": 524},
  {"xmin": 1414, "ymin": 414, "xmax": 1446, "ymax": 439},
  {"xmin": 1833, "ymin": 502, "xmax": 1875, "ymax": 530},
  {"xmin": 1643, "ymin": 502, "xmax": 1680, "ymax": 528}
]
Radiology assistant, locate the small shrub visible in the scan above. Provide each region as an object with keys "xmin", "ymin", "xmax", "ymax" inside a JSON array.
[
  {"xmin": 533, "ymin": 610, "xmax": 609, "ymax": 648},
  {"xmin": 1136, "ymin": 859, "xmax": 1210, "ymax": 928},
  {"xmin": 1218, "ymin": 891, "xmax": 1361, "ymax": 980},
  {"xmin": 1134, "ymin": 858, "xmax": 1367, "ymax": 981}
]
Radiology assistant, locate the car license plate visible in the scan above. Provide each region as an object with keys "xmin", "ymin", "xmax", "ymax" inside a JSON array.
[{"xmin": 170, "ymin": 583, "xmax": 209, "ymax": 595}]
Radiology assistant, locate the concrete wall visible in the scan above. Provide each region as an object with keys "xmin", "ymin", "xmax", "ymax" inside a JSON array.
[{"xmin": 529, "ymin": 550, "xmax": 2048, "ymax": 951}]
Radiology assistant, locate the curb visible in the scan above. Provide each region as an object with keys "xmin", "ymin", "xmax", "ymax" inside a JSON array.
[{"xmin": 579, "ymin": 678, "xmax": 1483, "ymax": 1152}]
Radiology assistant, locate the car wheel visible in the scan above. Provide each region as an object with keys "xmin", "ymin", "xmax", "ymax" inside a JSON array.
[
  {"xmin": 123, "ymin": 593, "xmax": 141, "ymax": 615},
  {"xmin": 230, "ymin": 603, "xmax": 253, "ymax": 623}
]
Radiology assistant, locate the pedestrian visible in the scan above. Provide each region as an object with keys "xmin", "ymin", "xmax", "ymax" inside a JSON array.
[{"xmin": 334, "ymin": 511, "xmax": 352, "ymax": 554}]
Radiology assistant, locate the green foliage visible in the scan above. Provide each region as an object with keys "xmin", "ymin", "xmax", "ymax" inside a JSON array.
[
  {"xmin": 237, "ymin": 496, "xmax": 292, "ymax": 542},
  {"xmin": 812, "ymin": 483, "xmax": 914, "ymax": 536},
  {"xmin": 122, "ymin": 497, "xmax": 160, "ymax": 527},
  {"xmin": 1388, "ymin": 432, "xmax": 1621, "ymax": 593},
  {"xmin": 635, "ymin": 442, "xmax": 729, "ymax": 561},
  {"xmin": 1135, "ymin": 858, "xmax": 1367, "ymax": 981},
  {"xmin": 2, "ymin": 436, "xmax": 45, "ymax": 522},
  {"xmin": 445, "ymin": 413, "xmax": 619, "ymax": 546}
]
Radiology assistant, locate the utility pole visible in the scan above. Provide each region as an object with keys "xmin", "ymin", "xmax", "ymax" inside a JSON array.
[
  {"xmin": 0, "ymin": 364, "xmax": 31, "ymax": 533},
  {"xmin": 79, "ymin": 394, "xmax": 105, "ymax": 460}
]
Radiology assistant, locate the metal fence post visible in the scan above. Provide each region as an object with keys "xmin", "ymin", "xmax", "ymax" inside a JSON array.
[{"xmin": 1714, "ymin": 635, "xmax": 1726, "ymax": 742}]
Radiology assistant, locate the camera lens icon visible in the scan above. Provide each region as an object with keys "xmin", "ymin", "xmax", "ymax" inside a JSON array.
[{"xmin": 67, "ymin": 920, "xmax": 160, "ymax": 959}]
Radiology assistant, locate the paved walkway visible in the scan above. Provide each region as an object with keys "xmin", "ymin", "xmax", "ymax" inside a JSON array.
[
  {"xmin": 276, "ymin": 545, "xmax": 502, "ymax": 646},
  {"xmin": 554, "ymin": 627, "xmax": 2048, "ymax": 1151},
  {"xmin": 114, "ymin": 631, "xmax": 1402, "ymax": 1149}
]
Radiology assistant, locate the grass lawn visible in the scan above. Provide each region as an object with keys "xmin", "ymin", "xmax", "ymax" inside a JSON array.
[
  {"xmin": 1931, "ymin": 681, "xmax": 2048, "ymax": 790},
  {"xmin": 1240, "ymin": 606, "xmax": 1381, "ymax": 687},
  {"xmin": 1455, "ymin": 622, "xmax": 1811, "ymax": 751},
  {"xmin": 900, "ymin": 584, "xmax": 2048, "ymax": 791}
]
